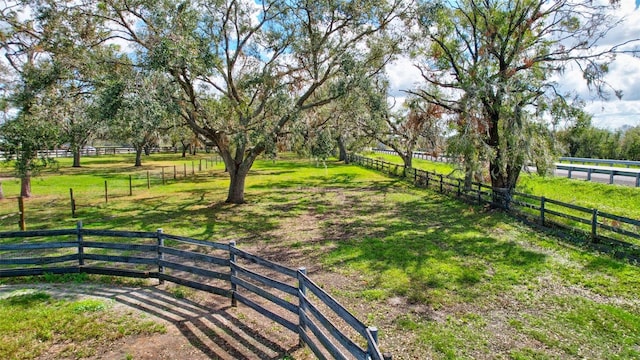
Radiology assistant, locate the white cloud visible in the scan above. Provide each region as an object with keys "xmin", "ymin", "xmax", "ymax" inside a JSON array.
[
  {"xmin": 386, "ymin": 57, "xmax": 422, "ymax": 97},
  {"xmin": 586, "ymin": 100, "xmax": 640, "ymax": 129}
]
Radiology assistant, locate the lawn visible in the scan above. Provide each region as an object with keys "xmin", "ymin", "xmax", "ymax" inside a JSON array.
[
  {"xmin": 0, "ymin": 288, "xmax": 165, "ymax": 359},
  {"xmin": 1, "ymin": 153, "xmax": 639, "ymax": 359}
]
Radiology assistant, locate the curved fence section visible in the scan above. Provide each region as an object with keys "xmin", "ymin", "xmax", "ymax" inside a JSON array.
[{"xmin": 0, "ymin": 222, "xmax": 391, "ymax": 360}]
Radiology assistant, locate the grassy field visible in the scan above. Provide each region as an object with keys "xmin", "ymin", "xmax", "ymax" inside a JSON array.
[
  {"xmin": 1, "ymin": 153, "xmax": 640, "ymax": 359},
  {"xmin": 369, "ymin": 152, "xmax": 640, "ymax": 219},
  {"xmin": 0, "ymin": 287, "xmax": 165, "ymax": 359}
]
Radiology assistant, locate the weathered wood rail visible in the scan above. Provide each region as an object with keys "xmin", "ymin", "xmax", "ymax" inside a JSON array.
[
  {"xmin": 350, "ymin": 154, "xmax": 640, "ymax": 262},
  {"xmin": 0, "ymin": 223, "xmax": 390, "ymax": 360}
]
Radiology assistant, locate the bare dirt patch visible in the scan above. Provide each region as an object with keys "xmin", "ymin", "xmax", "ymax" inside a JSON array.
[{"xmin": 0, "ymin": 283, "xmax": 306, "ymax": 360}]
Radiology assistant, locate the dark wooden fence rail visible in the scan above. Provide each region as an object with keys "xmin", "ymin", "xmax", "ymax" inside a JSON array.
[
  {"xmin": 374, "ymin": 149, "xmax": 640, "ymax": 187},
  {"xmin": 0, "ymin": 222, "xmax": 390, "ymax": 360},
  {"xmin": 349, "ymin": 153, "xmax": 640, "ymax": 261}
]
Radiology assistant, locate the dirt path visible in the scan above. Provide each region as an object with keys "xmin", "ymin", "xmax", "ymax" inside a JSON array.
[{"xmin": 0, "ymin": 283, "xmax": 306, "ymax": 360}]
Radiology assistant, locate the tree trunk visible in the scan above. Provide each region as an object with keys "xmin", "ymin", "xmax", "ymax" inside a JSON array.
[
  {"xmin": 144, "ymin": 146, "xmax": 151, "ymax": 156},
  {"xmin": 337, "ymin": 135, "xmax": 348, "ymax": 163},
  {"xmin": 72, "ymin": 147, "xmax": 81, "ymax": 168},
  {"xmin": 226, "ymin": 166, "xmax": 249, "ymax": 204},
  {"xmin": 134, "ymin": 147, "xmax": 143, "ymax": 167},
  {"xmin": 222, "ymin": 149, "xmax": 257, "ymax": 204},
  {"xmin": 464, "ymin": 171, "xmax": 473, "ymax": 192},
  {"xmin": 181, "ymin": 142, "xmax": 189, "ymax": 158},
  {"xmin": 488, "ymin": 160, "xmax": 519, "ymax": 209},
  {"xmin": 20, "ymin": 173, "xmax": 31, "ymax": 198},
  {"xmin": 463, "ymin": 153, "xmax": 474, "ymax": 191},
  {"xmin": 400, "ymin": 152, "xmax": 413, "ymax": 177}
]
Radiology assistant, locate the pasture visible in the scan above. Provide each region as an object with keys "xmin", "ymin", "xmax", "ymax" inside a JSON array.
[
  {"xmin": 1, "ymin": 153, "xmax": 639, "ymax": 359},
  {"xmin": 369, "ymin": 151, "xmax": 640, "ymax": 220}
]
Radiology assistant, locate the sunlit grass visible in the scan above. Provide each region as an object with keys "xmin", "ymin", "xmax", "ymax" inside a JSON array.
[
  {"xmin": 366, "ymin": 151, "xmax": 640, "ymax": 219},
  {"xmin": 1, "ymin": 153, "xmax": 639, "ymax": 358},
  {"xmin": 0, "ymin": 290, "xmax": 165, "ymax": 359}
]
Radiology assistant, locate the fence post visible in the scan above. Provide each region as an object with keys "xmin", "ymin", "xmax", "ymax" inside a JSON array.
[
  {"xmin": 439, "ymin": 174, "xmax": 444, "ymax": 193},
  {"xmin": 104, "ymin": 180, "xmax": 108, "ymax": 203},
  {"xmin": 367, "ymin": 326, "xmax": 381, "ymax": 359},
  {"xmin": 147, "ymin": 171, "xmax": 150, "ymax": 189},
  {"xmin": 184, "ymin": 163, "xmax": 187, "ymax": 177},
  {"xmin": 609, "ymin": 172, "xmax": 614, "ymax": 185},
  {"xmin": 587, "ymin": 168, "xmax": 592, "ymax": 181},
  {"xmin": 157, "ymin": 229, "xmax": 164, "ymax": 284},
  {"xmin": 229, "ymin": 241, "xmax": 237, "ymax": 307},
  {"xmin": 162, "ymin": 167, "xmax": 165, "ymax": 185},
  {"xmin": 70, "ymin": 188, "xmax": 76, "ymax": 218},
  {"xmin": 368, "ymin": 327, "xmax": 393, "ymax": 359},
  {"xmin": 297, "ymin": 267, "xmax": 308, "ymax": 348},
  {"xmin": 192, "ymin": 161, "xmax": 195, "ymax": 175},
  {"xmin": 414, "ymin": 168, "xmax": 417, "ymax": 184},
  {"xmin": 77, "ymin": 221, "xmax": 84, "ymax": 266},
  {"xmin": 636, "ymin": 173, "xmax": 640, "ymax": 187},
  {"xmin": 18, "ymin": 197, "xmax": 25, "ymax": 231},
  {"xmin": 174, "ymin": 165, "xmax": 177, "ymax": 180},
  {"xmin": 457, "ymin": 179, "xmax": 461, "ymax": 197},
  {"xmin": 591, "ymin": 209, "xmax": 599, "ymax": 242},
  {"xmin": 477, "ymin": 183, "xmax": 482, "ymax": 204},
  {"xmin": 540, "ymin": 197, "xmax": 546, "ymax": 226},
  {"xmin": 199, "ymin": 159, "xmax": 202, "ymax": 172}
]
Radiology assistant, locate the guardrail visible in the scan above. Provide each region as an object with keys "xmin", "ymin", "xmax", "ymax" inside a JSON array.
[
  {"xmin": 554, "ymin": 163, "xmax": 640, "ymax": 187},
  {"xmin": 349, "ymin": 153, "xmax": 640, "ymax": 262},
  {"xmin": 372, "ymin": 150, "xmax": 640, "ymax": 187},
  {"xmin": 559, "ymin": 157, "xmax": 640, "ymax": 168},
  {"xmin": 0, "ymin": 222, "xmax": 391, "ymax": 360}
]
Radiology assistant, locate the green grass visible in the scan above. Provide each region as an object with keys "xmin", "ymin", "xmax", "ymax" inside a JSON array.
[
  {"xmin": 366, "ymin": 151, "xmax": 640, "ymax": 219},
  {"xmin": 1, "ymin": 153, "xmax": 639, "ymax": 359},
  {"xmin": 0, "ymin": 290, "xmax": 165, "ymax": 359}
]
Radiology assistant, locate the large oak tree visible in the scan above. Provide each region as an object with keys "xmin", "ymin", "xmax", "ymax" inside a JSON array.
[
  {"xmin": 410, "ymin": 0, "xmax": 639, "ymax": 205},
  {"xmin": 92, "ymin": 0, "xmax": 405, "ymax": 203}
]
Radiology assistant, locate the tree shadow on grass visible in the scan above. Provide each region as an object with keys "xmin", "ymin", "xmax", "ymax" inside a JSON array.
[
  {"xmin": 0, "ymin": 284, "xmax": 300, "ymax": 359},
  {"xmin": 77, "ymin": 193, "xmax": 280, "ymax": 244},
  {"xmin": 317, "ymin": 193, "xmax": 549, "ymax": 304}
]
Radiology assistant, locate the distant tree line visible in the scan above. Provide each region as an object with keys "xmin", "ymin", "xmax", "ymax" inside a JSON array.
[{"xmin": 557, "ymin": 121, "xmax": 640, "ymax": 161}]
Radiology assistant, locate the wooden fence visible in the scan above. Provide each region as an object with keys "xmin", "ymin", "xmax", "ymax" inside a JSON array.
[
  {"xmin": 374, "ymin": 149, "xmax": 640, "ymax": 187},
  {"xmin": 0, "ymin": 146, "xmax": 210, "ymax": 160},
  {"xmin": 0, "ymin": 222, "xmax": 390, "ymax": 360},
  {"xmin": 1, "ymin": 156, "xmax": 224, "ymax": 229},
  {"xmin": 349, "ymin": 154, "xmax": 640, "ymax": 262}
]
